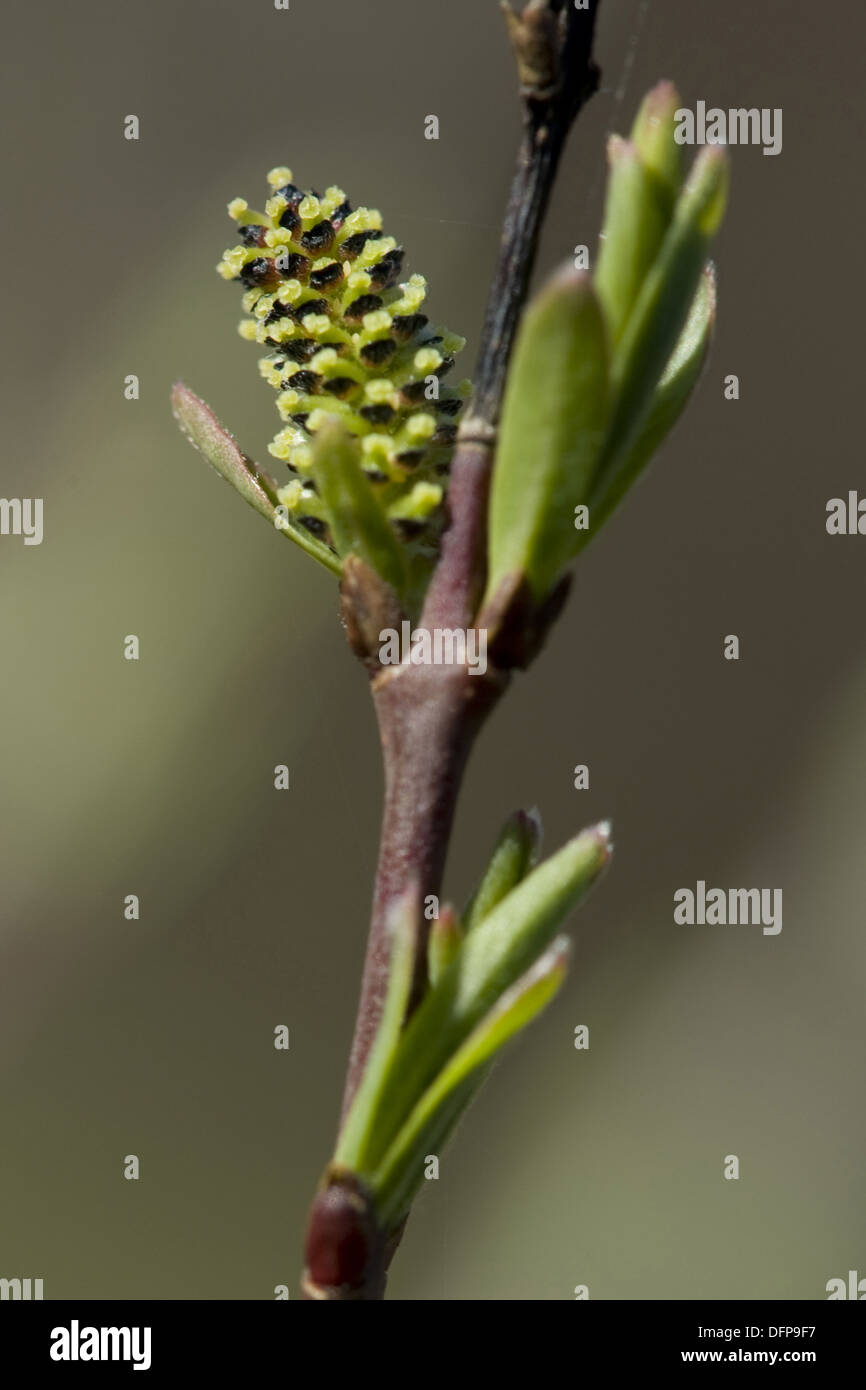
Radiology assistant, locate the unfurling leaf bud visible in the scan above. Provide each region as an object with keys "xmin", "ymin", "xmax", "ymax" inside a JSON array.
[
  {"xmin": 485, "ymin": 81, "xmax": 728, "ymax": 615},
  {"xmin": 342, "ymin": 822, "xmax": 613, "ymax": 1196}
]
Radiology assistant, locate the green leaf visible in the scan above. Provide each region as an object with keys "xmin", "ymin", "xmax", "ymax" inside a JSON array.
[
  {"xmin": 594, "ymin": 83, "xmax": 685, "ymax": 348},
  {"xmin": 427, "ymin": 906, "xmax": 463, "ymax": 988},
  {"xmin": 603, "ymin": 146, "xmax": 728, "ymax": 467},
  {"xmin": 485, "ymin": 268, "xmax": 610, "ymax": 604},
  {"xmin": 630, "ymin": 80, "xmax": 684, "ymax": 208},
  {"xmin": 374, "ymin": 1079, "xmax": 480, "ymax": 1236},
  {"xmin": 372, "ymin": 937, "xmax": 571, "ymax": 1230},
  {"xmin": 335, "ymin": 888, "xmax": 420, "ymax": 1171},
  {"xmin": 578, "ymin": 264, "xmax": 716, "ymax": 551},
  {"xmin": 351, "ymin": 822, "xmax": 612, "ymax": 1174},
  {"xmin": 594, "ymin": 136, "xmax": 669, "ymax": 347},
  {"xmin": 462, "ymin": 808, "xmax": 542, "ymax": 933},
  {"xmin": 171, "ymin": 381, "xmax": 341, "ymax": 575},
  {"xmin": 311, "ymin": 418, "xmax": 407, "ymax": 597}
]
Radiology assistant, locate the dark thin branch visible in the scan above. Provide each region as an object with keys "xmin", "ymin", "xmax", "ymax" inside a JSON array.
[
  {"xmin": 475, "ymin": 0, "xmax": 601, "ymax": 421},
  {"xmin": 422, "ymin": 0, "xmax": 601, "ymax": 632}
]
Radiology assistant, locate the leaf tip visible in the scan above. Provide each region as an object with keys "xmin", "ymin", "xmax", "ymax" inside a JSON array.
[
  {"xmin": 592, "ymin": 818, "xmax": 615, "ymax": 863},
  {"xmin": 642, "ymin": 78, "xmax": 681, "ymax": 118},
  {"xmin": 522, "ymin": 806, "xmax": 544, "ymax": 862}
]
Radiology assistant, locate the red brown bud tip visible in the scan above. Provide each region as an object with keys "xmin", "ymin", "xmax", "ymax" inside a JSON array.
[{"xmin": 302, "ymin": 1168, "xmax": 384, "ymax": 1299}]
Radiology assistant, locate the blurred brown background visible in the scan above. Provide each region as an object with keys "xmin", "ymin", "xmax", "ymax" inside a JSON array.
[{"xmin": 0, "ymin": 0, "xmax": 863, "ymax": 1299}]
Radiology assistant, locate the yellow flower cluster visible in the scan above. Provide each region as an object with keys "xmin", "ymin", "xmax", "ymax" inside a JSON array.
[{"xmin": 218, "ymin": 168, "xmax": 470, "ymax": 551}]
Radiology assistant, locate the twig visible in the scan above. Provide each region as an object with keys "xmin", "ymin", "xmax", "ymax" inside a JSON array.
[
  {"xmin": 423, "ymin": 0, "xmax": 601, "ymax": 631},
  {"xmin": 303, "ymin": 0, "xmax": 603, "ymax": 1300}
]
